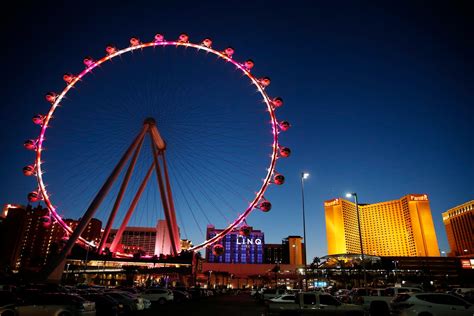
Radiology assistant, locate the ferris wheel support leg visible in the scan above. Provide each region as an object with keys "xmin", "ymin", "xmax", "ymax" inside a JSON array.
[
  {"xmin": 161, "ymin": 153, "xmax": 181, "ymax": 254},
  {"xmin": 150, "ymin": 135, "xmax": 179, "ymax": 257},
  {"xmin": 98, "ymin": 135, "xmax": 146, "ymax": 253},
  {"xmin": 42, "ymin": 126, "xmax": 148, "ymax": 281},
  {"xmin": 110, "ymin": 162, "xmax": 155, "ymax": 253}
]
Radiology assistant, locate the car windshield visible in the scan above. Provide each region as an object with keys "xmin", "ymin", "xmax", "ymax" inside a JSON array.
[{"xmin": 392, "ymin": 293, "xmax": 411, "ymax": 303}]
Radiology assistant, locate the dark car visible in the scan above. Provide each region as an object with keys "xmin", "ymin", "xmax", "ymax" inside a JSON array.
[
  {"xmin": 104, "ymin": 291, "xmax": 139, "ymax": 313},
  {"xmin": 172, "ymin": 290, "xmax": 191, "ymax": 303},
  {"xmin": 82, "ymin": 293, "xmax": 124, "ymax": 316},
  {"xmin": 0, "ymin": 291, "xmax": 18, "ymax": 316}
]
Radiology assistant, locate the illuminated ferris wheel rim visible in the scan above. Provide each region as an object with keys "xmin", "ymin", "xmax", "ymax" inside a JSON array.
[{"xmin": 28, "ymin": 34, "xmax": 289, "ymax": 253}]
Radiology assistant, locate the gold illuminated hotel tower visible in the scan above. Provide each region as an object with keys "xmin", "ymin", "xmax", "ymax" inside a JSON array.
[
  {"xmin": 442, "ymin": 200, "xmax": 473, "ymax": 256},
  {"xmin": 325, "ymin": 194, "xmax": 440, "ymax": 257}
]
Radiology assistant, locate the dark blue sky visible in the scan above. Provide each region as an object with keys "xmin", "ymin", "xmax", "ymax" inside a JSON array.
[{"xmin": 1, "ymin": 1, "xmax": 472, "ymax": 260}]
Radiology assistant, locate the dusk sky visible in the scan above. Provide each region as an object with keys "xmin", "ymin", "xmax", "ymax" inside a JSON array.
[{"xmin": 1, "ymin": 1, "xmax": 472, "ymax": 261}]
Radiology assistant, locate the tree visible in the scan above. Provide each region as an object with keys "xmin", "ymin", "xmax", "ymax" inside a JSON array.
[{"xmin": 310, "ymin": 257, "xmax": 324, "ymax": 286}]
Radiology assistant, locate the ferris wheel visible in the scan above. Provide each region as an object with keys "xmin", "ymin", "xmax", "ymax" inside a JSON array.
[{"xmin": 23, "ymin": 33, "xmax": 291, "ymax": 263}]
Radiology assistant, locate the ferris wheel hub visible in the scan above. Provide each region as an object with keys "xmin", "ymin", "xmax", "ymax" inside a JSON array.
[{"xmin": 144, "ymin": 117, "xmax": 156, "ymax": 126}]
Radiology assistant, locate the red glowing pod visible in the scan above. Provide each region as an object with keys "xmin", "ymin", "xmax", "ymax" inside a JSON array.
[
  {"xmin": 279, "ymin": 147, "xmax": 291, "ymax": 158},
  {"xmin": 32, "ymin": 114, "xmax": 45, "ymax": 125},
  {"xmin": 273, "ymin": 174, "xmax": 285, "ymax": 185},
  {"xmin": 40, "ymin": 215, "xmax": 51, "ymax": 228},
  {"xmin": 244, "ymin": 59, "xmax": 254, "ymax": 70},
  {"xmin": 83, "ymin": 56, "xmax": 94, "ymax": 67},
  {"xmin": 24, "ymin": 140, "xmax": 37, "ymax": 150},
  {"xmin": 259, "ymin": 201, "xmax": 272, "ymax": 212},
  {"xmin": 154, "ymin": 34, "xmax": 165, "ymax": 42},
  {"xmin": 272, "ymin": 97, "xmax": 283, "ymax": 108},
  {"xmin": 212, "ymin": 244, "xmax": 224, "ymax": 256},
  {"xmin": 279, "ymin": 121, "xmax": 291, "ymax": 131},
  {"xmin": 239, "ymin": 225, "xmax": 252, "ymax": 237},
  {"xmin": 28, "ymin": 191, "xmax": 40, "ymax": 203},
  {"xmin": 224, "ymin": 47, "xmax": 234, "ymax": 58},
  {"xmin": 45, "ymin": 92, "xmax": 57, "ymax": 103},
  {"xmin": 23, "ymin": 165, "xmax": 35, "ymax": 176},
  {"xmin": 63, "ymin": 73, "xmax": 75, "ymax": 84},
  {"xmin": 202, "ymin": 38, "xmax": 212, "ymax": 48},
  {"xmin": 259, "ymin": 77, "xmax": 271, "ymax": 87},
  {"xmin": 130, "ymin": 37, "xmax": 140, "ymax": 46},
  {"xmin": 178, "ymin": 33, "xmax": 189, "ymax": 43},
  {"xmin": 105, "ymin": 44, "xmax": 117, "ymax": 55}
]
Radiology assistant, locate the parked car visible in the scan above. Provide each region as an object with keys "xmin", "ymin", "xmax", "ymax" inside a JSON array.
[
  {"xmin": 142, "ymin": 298, "xmax": 152, "ymax": 309},
  {"xmin": 354, "ymin": 286, "xmax": 424, "ymax": 312},
  {"xmin": 265, "ymin": 292, "xmax": 364, "ymax": 315},
  {"xmin": 141, "ymin": 288, "xmax": 174, "ymax": 304},
  {"xmin": 391, "ymin": 292, "xmax": 474, "ymax": 316},
  {"xmin": 82, "ymin": 293, "xmax": 124, "ymax": 316},
  {"xmin": 104, "ymin": 291, "xmax": 143, "ymax": 313},
  {"xmin": 0, "ymin": 291, "xmax": 18, "ymax": 316},
  {"xmin": 172, "ymin": 290, "xmax": 190, "ymax": 303},
  {"xmin": 260, "ymin": 288, "xmax": 287, "ymax": 301},
  {"xmin": 268, "ymin": 294, "xmax": 296, "ymax": 304},
  {"xmin": 16, "ymin": 292, "xmax": 96, "ymax": 316}
]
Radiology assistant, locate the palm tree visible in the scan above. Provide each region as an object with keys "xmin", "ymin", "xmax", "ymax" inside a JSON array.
[{"xmin": 310, "ymin": 257, "xmax": 323, "ymax": 286}]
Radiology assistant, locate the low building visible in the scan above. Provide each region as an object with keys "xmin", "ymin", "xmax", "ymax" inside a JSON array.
[{"xmin": 443, "ymin": 200, "xmax": 474, "ymax": 257}]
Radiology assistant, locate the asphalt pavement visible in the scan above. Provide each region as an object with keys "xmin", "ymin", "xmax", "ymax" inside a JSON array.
[{"xmin": 138, "ymin": 293, "xmax": 266, "ymax": 316}]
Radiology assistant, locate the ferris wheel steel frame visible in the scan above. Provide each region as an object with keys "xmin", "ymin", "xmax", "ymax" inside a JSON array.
[{"xmin": 25, "ymin": 35, "xmax": 289, "ymax": 271}]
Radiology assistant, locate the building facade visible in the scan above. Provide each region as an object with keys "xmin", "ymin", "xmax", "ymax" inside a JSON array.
[
  {"xmin": 65, "ymin": 218, "xmax": 102, "ymax": 246},
  {"xmin": 206, "ymin": 225, "xmax": 264, "ymax": 264},
  {"xmin": 264, "ymin": 243, "xmax": 284, "ymax": 264},
  {"xmin": 443, "ymin": 200, "xmax": 473, "ymax": 257},
  {"xmin": 325, "ymin": 194, "xmax": 440, "ymax": 257},
  {"xmin": 282, "ymin": 236, "xmax": 305, "ymax": 265},
  {"xmin": 108, "ymin": 226, "xmax": 157, "ymax": 256},
  {"xmin": 0, "ymin": 205, "xmax": 65, "ymax": 271}
]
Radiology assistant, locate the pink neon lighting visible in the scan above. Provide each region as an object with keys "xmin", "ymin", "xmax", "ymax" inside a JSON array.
[{"xmin": 34, "ymin": 38, "xmax": 283, "ymax": 251}]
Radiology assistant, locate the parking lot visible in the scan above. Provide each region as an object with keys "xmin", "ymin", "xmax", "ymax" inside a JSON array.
[{"xmin": 138, "ymin": 293, "xmax": 266, "ymax": 316}]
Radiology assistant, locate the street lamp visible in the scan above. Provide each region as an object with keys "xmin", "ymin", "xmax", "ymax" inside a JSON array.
[
  {"xmin": 345, "ymin": 192, "xmax": 367, "ymax": 292},
  {"xmin": 301, "ymin": 172, "xmax": 310, "ymax": 291}
]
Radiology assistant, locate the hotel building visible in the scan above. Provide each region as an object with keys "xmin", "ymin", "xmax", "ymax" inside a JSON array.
[
  {"xmin": 443, "ymin": 200, "xmax": 473, "ymax": 257},
  {"xmin": 325, "ymin": 194, "xmax": 440, "ymax": 257},
  {"xmin": 206, "ymin": 225, "xmax": 264, "ymax": 264},
  {"xmin": 108, "ymin": 226, "xmax": 157, "ymax": 256},
  {"xmin": 0, "ymin": 204, "xmax": 98, "ymax": 271}
]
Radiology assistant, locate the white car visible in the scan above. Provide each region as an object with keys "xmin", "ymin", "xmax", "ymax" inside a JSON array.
[
  {"xmin": 261, "ymin": 288, "xmax": 287, "ymax": 301},
  {"xmin": 141, "ymin": 288, "xmax": 174, "ymax": 304},
  {"xmin": 391, "ymin": 292, "xmax": 474, "ymax": 316},
  {"xmin": 16, "ymin": 293, "xmax": 96, "ymax": 316},
  {"xmin": 269, "ymin": 294, "xmax": 296, "ymax": 303}
]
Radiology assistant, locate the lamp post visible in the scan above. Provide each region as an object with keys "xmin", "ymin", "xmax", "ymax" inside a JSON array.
[
  {"xmin": 301, "ymin": 172, "xmax": 310, "ymax": 291},
  {"xmin": 345, "ymin": 192, "xmax": 367, "ymax": 291}
]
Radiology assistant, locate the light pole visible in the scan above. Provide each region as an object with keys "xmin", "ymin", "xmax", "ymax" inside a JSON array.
[
  {"xmin": 301, "ymin": 172, "xmax": 310, "ymax": 291},
  {"xmin": 346, "ymin": 192, "xmax": 367, "ymax": 292}
]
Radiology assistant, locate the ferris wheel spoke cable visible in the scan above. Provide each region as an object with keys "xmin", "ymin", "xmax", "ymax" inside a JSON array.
[
  {"xmin": 168, "ymin": 152, "xmax": 230, "ymax": 223},
  {"xmin": 167, "ymin": 132, "xmax": 259, "ymax": 176},
  {"xmin": 47, "ymin": 142, "xmax": 133, "ymax": 207},
  {"xmin": 167, "ymin": 160, "xmax": 205, "ymax": 239},
  {"xmin": 170, "ymin": 154, "xmax": 252, "ymax": 207},
  {"xmin": 169, "ymin": 142, "xmax": 258, "ymax": 193},
  {"xmin": 166, "ymin": 153, "xmax": 239, "ymax": 218},
  {"xmin": 168, "ymin": 155, "xmax": 213, "ymax": 225},
  {"xmin": 168, "ymin": 148, "xmax": 244, "ymax": 218}
]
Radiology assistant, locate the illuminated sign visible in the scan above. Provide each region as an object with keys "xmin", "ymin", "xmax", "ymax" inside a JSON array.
[
  {"xmin": 324, "ymin": 199, "xmax": 340, "ymax": 207},
  {"xmin": 236, "ymin": 236, "xmax": 262, "ymax": 245},
  {"xmin": 461, "ymin": 259, "xmax": 474, "ymax": 269},
  {"xmin": 410, "ymin": 194, "xmax": 428, "ymax": 201}
]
